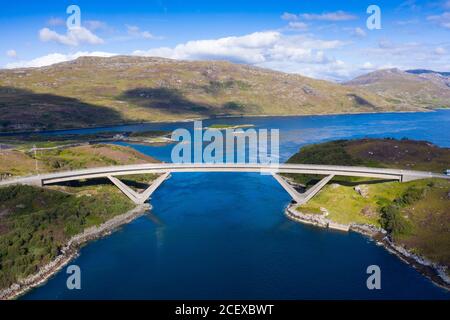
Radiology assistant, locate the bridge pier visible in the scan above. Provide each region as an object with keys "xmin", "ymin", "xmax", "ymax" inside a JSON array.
[
  {"xmin": 296, "ymin": 174, "xmax": 334, "ymax": 205},
  {"xmin": 108, "ymin": 172, "xmax": 170, "ymax": 204},
  {"xmin": 272, "ymin": 173, "xmax": 334, "ymax": 206},
  {"xmin": 271, "ymin": 173, "xmax": 304, "ymax": 203}
]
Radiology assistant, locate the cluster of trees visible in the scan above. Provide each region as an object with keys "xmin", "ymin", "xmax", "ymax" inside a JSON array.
[
  {"xmin": 379, "ymin": 185, "xmax": 427, "ymax": 238},
  {"xmin": 286, "ymin": 140, "xmax": 381, "ymax": 186}
]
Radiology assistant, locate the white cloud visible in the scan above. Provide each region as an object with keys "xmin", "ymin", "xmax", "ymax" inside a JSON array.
[
  {"xmin": 281, "ymin": 12, "xmax": 298, "ymax": 21},
  {"xmin": 351, "ymin": 27, "xmax": 367, "ymax": 37},
  {"xmin": 132, "ymin": 31, "xmax": 345, "ymax": 64},
  {"xmin": 298, "ymin": 11, "xmax": 358, "ymax": 21},
  {"xmin": 434, "ymin": 46, "xmax": 447, "ymax": 55},
  {"xmin": 84, "ymin": 20, "xmax": 108, "ymax": 31},
  {"xmin": 398, "ymin": 0, "xmax": 421, "ymax": 11},
  {"xmin": 5, "ymin": 51, "xmax": 116, "ymax": 69},
  {"xmin": 134, "ymin": 31, "xmax": 281, "ymax": 63},
  {"xmin": 394, "ymin": 19, "xmax": 419, "ymax": 26},
  {"xmin": 47, "ymin": 17, "xmax": 65, "ymax": 27},
  {"xmin": 370, "ymin": 40, "xmax": 422, "ymax": 55},
  {"xmin": 6, "ymin": 49, "xmax": 17, "ymax": 58},
  {"xmin": 39, "ymin": 27, "xmax": 104, "ymax": 46},
  {"xmin": 362, "ymin": 39, "xmax": 450, "ymax": 74},
  {"xmin": 280, "ymin": 11, "xmax": 357, "ymax": 22},
  {"xmin": 126, "ymin": 25, "xmax": 159, "ymax": 39},
  {"xmin": 133, "ymin": 31, "xmax": 348, "ymax": 80},
  {"xmin": 260, "ymin": 59, "xmax": 355, "ymax": 81},
  {"xmin": 362, "ymin": 62, "xmax": 375, "ymax": 70},
  {"xmin": 288, "ymin": 22, "xmax": 308, "ymax": 31},
  {"xmin": 427, "ymin": 12, "xmax": 450, "ymax": 29}
]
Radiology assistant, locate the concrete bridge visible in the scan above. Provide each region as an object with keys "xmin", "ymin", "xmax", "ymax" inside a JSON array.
[{"xmin": 0, "ymin": 163, "xmax": 448, "ymax": 205}]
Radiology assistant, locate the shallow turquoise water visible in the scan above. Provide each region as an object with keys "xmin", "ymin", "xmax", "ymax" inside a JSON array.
[{"xmin": 22, "ymin": 110, "xmax": 450, "ymax": 299}]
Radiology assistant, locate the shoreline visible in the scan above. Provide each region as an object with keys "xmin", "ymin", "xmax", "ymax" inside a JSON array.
[
  {"xmin": 0, "ymin": 203, "xmax": 151, "ymax": 300},
  {"xmin": 0, "ymin": 109, "xmax": 443, "ymax": 136},
  {"xmin": 285, "ymin": 203, "xmax": 450, "ymax": 291},
  {"xmin": 1, "ymin": 199, "xmax": 448, "ymax": 299}
]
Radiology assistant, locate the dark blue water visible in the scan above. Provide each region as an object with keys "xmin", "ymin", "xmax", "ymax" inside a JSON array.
[{"xmin": 23, "ymin": 110, "xmax": 450, "ymax": 299}]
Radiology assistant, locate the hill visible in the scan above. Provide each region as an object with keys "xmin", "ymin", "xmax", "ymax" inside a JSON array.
[
  {"xmin": 406, "ymin": 69, "xmax": 450, "ymax": 77},
  {"xmin": 345, "ymin": 68, "xmax": 450, "ymax": 109},
  {"xmin": 0, "ymin": 56, "xmax": 423, "ymax": 132}
]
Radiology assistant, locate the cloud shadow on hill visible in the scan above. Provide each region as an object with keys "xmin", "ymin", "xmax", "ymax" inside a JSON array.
[{"xmin": 0, "ymin": 87, "xmax": 125, "ymax": 132}]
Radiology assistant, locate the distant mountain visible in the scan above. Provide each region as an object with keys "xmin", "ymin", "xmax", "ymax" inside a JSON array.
[
  {"xmin": 0, "ymin": 56, "xmax": 435, "ymax": 132},
  {"xmin": 406, "ymin": 69, "xmax": 450, "ymax": 77},
  {"xmin": 345, "ymin": 68, "xmax": 450, "ymax": 109}
]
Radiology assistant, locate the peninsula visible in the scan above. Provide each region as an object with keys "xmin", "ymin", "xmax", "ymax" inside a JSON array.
[
  {"xmin": 284, "ymin": 138, "xmax": 450, "ymax": 289},
  {"xmin": 0, "ymin": 143, "xmax": 160, "ymax": 299}
]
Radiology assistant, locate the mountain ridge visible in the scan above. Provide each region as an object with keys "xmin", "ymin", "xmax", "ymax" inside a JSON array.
[
  {"xmin": 0, "ymin": 56, "xmax": 442, "ymax": 131},
  {"xmin": 344, "ymin": 68, "xmax": 450, "ymax": 109}
]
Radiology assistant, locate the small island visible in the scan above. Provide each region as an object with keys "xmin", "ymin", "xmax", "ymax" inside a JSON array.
[
  {"xmin": 205, "ymin": 124, "xmax": 254, "ymax": 130},
  {"xmin": 284, "ymin": 138, "xmax": 450, "ymax": 289}
]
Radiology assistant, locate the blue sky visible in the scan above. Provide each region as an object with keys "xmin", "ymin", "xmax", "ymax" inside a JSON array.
[{"xmin": 1, "ymin": 0, "xmax": 449, "ymax": 80}]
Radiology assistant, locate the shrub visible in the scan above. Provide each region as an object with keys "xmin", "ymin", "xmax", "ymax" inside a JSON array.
[{"xmin": 380, "ymin": 205, "xmax": 412, "ymax": 237}]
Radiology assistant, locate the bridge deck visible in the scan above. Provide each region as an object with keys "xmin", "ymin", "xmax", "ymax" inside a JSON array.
[
  {"xmin": 0, "ymin": 163, "xmax": 448, "ymax": 187},
  {"xmin": 0, "ymin": 163, "xmax": 448, "ymax": 205}
]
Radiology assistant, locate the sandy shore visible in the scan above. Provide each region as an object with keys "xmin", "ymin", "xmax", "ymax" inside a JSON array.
[
  {"xmin": 0, "ymin": 203, "xmax": 150, "ymax": 300},
  {"xmin": 285, "ymin": 203, "xmax": 450, "ymax": 291}
]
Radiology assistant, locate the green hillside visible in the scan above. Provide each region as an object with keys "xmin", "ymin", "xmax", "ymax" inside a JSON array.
[{"xmin": 0, "ymin": 56, "xmax": 425, "ymax": 132}]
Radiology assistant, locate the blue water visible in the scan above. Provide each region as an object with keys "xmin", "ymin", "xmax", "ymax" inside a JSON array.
[{"xmin": 22, "ymin": 110, "xmax": 450, "ymax": 299}]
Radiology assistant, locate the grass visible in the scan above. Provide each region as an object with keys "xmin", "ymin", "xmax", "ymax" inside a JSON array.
[
  {"xmin": 0, "ymin": 143, "xmax": 157, "ymax": 178},
  {"xmin": 0, "ymin": 184, "xmax": 134, "ymax": 288},
  {"xmin": 298, "ymin": 178, "xmax": 450, "ymax": 267},
  {"xmin": 286, "ymin": 138, "xmax": 450, "ymax": 185},
  {"xmin": 288, "ymin": 138, "xmax": 450, "ymax": 268},
  {"xmin": 298, "ymin": 179, "xmax": 426, "ymax": 226},
  {"xmin": 0, "ymin": 141, "xmax": 160, "ymax": 290}
]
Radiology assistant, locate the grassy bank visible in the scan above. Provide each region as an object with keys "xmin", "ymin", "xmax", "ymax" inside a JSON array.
[
  {"xmin": 286, "ymin": 138, "xmax": 450, "ymax": 270},
  {"xmin": 0, "ymin": 142, "xmax": 160, "ymax": 291},
  {"xmin": 0, "ymin": 143, "xmax": 158, "ymax": 178},
  {"xmin": 0, "ymin": 184, "xmax": 134, "ymax": 289}
]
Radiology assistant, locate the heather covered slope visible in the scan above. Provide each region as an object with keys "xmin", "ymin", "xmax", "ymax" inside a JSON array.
[{"xmin": 0, "ymin": 56, "xmax": 419, "ymax": 132}]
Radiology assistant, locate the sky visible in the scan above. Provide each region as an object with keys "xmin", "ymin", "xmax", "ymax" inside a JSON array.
[{"xmin": 1, "ymin": 0, "xmax": 449, "ymax": 81}]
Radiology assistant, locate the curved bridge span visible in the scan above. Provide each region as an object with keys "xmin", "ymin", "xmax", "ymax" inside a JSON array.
[{"xmin": 1, "ymin": 163, "xmax": 448, "ymax": 205}]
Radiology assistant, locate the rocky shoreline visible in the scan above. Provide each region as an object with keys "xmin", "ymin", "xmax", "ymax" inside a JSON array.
[
  {"xmin": 285, "ymin": 203, "xmax": 450, "ymax": 291},
  {"xmin": 0, "ymin": 203, "xmax": 151, "ymax": 300}
]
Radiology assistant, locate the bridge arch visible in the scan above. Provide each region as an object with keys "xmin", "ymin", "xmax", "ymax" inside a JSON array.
[{"xmin": 1, "ymin": 163, "xmax": 447, "ymax": 205}]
